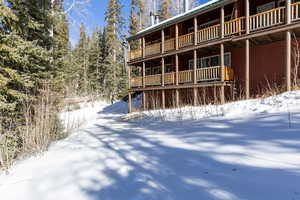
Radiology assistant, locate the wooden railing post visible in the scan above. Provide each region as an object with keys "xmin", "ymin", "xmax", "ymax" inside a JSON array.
[
  {"xmin": 175, "ymin": 24, "xmax": 179, "ymax": 50},
  {"xmin": 245, "ymin": 0, "xmax": 250, "ymax": 34},
  {"xmin": 220, "ymin": 6, "xmax": 224, "ymax": 39},
  {"xmin": 287, "ymin": 0, "xmax": 291, "ymax": 24},
  {"xmin": 194, "ymin": 17, "xmax": 198, "ymax": 45},
  {"xmin": 142, "ymin": 37, "xmax": 145, "ymax": 58},
  {"xmin": 161, "ymin": 29, "xmax": 165, "ymax": 53},
  {"xmin": 193, "ymin": 50, "xmax": 197, "ymax": 84},
  {"xmin": 142, "ymin": 62, "xmax": 146, "ymax": 88}
]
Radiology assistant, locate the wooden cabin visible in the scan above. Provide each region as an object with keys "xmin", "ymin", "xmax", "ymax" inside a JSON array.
[{"xmin": 127, "ymin": 0, "xmax": 300, "ymax": 112}]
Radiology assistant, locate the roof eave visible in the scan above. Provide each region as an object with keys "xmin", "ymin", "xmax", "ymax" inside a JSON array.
[{"xmin": 127, "ymin": 0, "xmax": 236, "ymax": 41}]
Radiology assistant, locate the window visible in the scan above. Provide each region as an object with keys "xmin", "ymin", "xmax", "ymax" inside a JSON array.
[
  {"xmin": 152, "ymin": 66, "xmax": 161, "ymax": 75},
  {"xmin": 257, "ymin": 2, "xmax": 275, "ymax": 13},
  {"xmin": 146, "ymin": 68, "xmax": 151, "ymax": 76},
  {"xmin": 278, "ymin": 0, "xmax": 285, "ymax": 7},
  {"xmin": 165, "ymin": 64, "xmax": 173, "ymax": 73},
  {"xmin": 188, "ymin": 58, "xmax": 201, "ymax": 69},
  {"xmin": 199, "ymin": 53, "xmax": 231, "ymax": 68}
]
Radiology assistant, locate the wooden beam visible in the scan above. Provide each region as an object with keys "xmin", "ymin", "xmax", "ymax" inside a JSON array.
[
  {"xmin": 193, "ymin": 50, "xmax": 197, "ymax": 84},
  {"xmin": 245, "ymin": 39, "xmax": 250, "ymax": 99},
  {"xmin": 175, "ymin": 24, "xmax": 179, "ymax": 50},
  {"xmin": 286, "ymin": 30, "xmax": 291, "ymax": 91},
  {"xmin": 245, "ymin": 0, "xmax": 250, "ymax": 34},
  {"xmin": 175, "ymin": 54, "xmax": 179, "ymax": 85},
  {"xmin": 176, "ymin": 89, "xmax": 179, "ymax": 107},
  {"xmin": 220, "ymin": 43, "xmax": 225, "ymax": 104},
  {"xmin": 161, "ymin": 29, "xmax": 165, "ymax": 53},
  {"xmin": 286, "ymin": 0, "xmax": 291, "ymax": 25},
  {"xmin": 162, "ymin": 90, "xmax": 165, "ymax": 109},
  {"xmin": 143, "ymin": 91, "xmax": 146, "ymax": 110},
  {"xmin": 142, "ymin": 62, "xmax": 146, "ymax": 88},
  {"xmin": 221, "ymin": 6, "xmax": 224, "ymax": 39},
  {"xmin": 194, "ymin": 17, "xmax": 198, "ymax": 45},
  {"xmin": 142, "ymin": 37, "xmax": 145, "ymax": 58},
  {"xmin": 162, "ymin": 57, "xmax": 165, "ymax": 87},
  {"xmin": 193, "ymin": 88, "xmax": 198, "ymax": 106}
]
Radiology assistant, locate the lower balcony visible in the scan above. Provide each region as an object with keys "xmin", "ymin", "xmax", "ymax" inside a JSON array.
[{"xmin": 130, "ymin": 66, "xmax": 234, "ymax": 89}]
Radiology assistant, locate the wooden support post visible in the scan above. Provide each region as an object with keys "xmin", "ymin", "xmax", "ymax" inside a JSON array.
[
  {"xmin": 175, "ymin": 24, "xmax": 179, "ymax": 50},
  {"xmin": 175, "ymin": 54, "xmax": 179, "ymax": 107},
  {"xmin": 193, "ymin": 88, "xmax": 197, "ymax": 106},
  {"xmin": 142, "ymin": 62, "xmax": 146, "ymax": 88},
  {"xmin": 245, "ymin": 39, "xmax": 250, "ymax": 99},
  {"xmin": 162, "ymin": 57, "xmax": 165, "ymax": 87},
  {"xmin": 194, "ymin": 17, "xmax": 198, "ymax": 45},
  {"xmin": 193, "ymin": 50, "xmax": 197, "ymax": 84},
  {"xmin": 286, "ymin": 0, "xmax": 291, "ymax": 25},
  {"xmin": 161, "ymin": 29, "xmax": 165, "ymax": 53},
  {"xmin": 162, "ymin": 90, "xmax": 165, "ymax": 109},
  {"xmin": 245, "ymin": 0, "xmax": 250, "ymax": 34},
  {"xmin": 128, "ymin": 92, "xmax": 132, "ymax": 113},
  {"xmin": 220, "ymin": 6, "xmax": 224, "ymax": 39},
  {"xmin": 142, "ymin": 37, "xmax": 145, "ymax": 58},
  {"xmin": 286, "ymin": 30, "xmax": 291, "ymax": 91},
  {"xmin": 220, "ymin": 43, "xmax": 225, "ymax": 104}
]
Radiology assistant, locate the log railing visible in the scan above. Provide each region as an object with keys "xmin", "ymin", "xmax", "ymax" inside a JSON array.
[
  {"xmin": 145, "ymin": 43, "xmax": 161, "ymax": 57},
  {"xmin": 130, "ymin": 49, "xmax": 142, "ymax": 60},
  {"xmin": 179, "ymin": 70, "xmax": 193, "ymax": 83},
  {"xmin": 197, "ymin": 24, "xmax": 220, "ymax": 43},
  {"xmin": 130, "ymin": 66, "xmax": 234, "ymax": 88},
  {"xmin": 130, "ymin": 77, "xmax": 143, "ymax": 87},
  {"xmin": 164, "ymin": 38, "xmax": 176, "ymax": 52},
  {"xmin": 292, "ymin": 2, "xmax": 300, "ymax": 21},
  {"xmin": 249, "ymin": 7, "xmax": 285, "ymax": 31},
  {"xmin": 145, "ymin": 74, "xmax": 162, "ymax": 86},
  {"xmin": 164, "ymin": 72, "xmax": 175, "ymax": 85},
  {"xmin": 178, "ymin": 32, "xmax": 194, "ymax": 48},
  {"xmin": 224, "ymin": 17, "xmax": 245, "ymax": 36}
]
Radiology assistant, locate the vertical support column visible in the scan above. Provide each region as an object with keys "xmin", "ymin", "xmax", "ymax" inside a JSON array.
[
  {"xmin": 245, "ymin": 39, "xmax": 250, "ymax": 99},
  {"xmin": 175, "ymin": 54, "xmax": 179, "ymax": 107},
  {"xmin": 161, "ymin": 57, "xmax": 165, "ymax": 109},
  {"xmin": 193, "ymin": 50, "xmax": 197, "ymax": 106},
  {"xmin": 142, "ymin": 62, "xmax": 146, "ymax": 110},
  {"xmin": 128, "ymin": 66, "xmax": 132, "ymax": 113},
  {"xmin": 194, "ymin": 17, "xmax": 198, "ymax": 45},
  {"xmin": 245, "ymin": 0, "xmax": 250, "ymax": 34},
  {"xmin": 220, "ymin": 6, "xmax": 224, "ymax": 39},
  {"xmin": 286, "ymin": 0, "xmax": 291, "ymax": 25},
  {"xmin": 220, "ymin": 43, "xmax": 225, "ymax": 104},
  {"xmin": 142, "ymin": 37, "xmax": 145, "ymax": 58},
  {"xmin": 161, "ymin": 29, "xmax": 165, "ymax": 54},
  {"xmin": 175, "ymin": 24, "xmax": 179, "ymax": 50},
  {"xmin": 286, "ymin": 30, "xmax": 291, "ymax": 91}
]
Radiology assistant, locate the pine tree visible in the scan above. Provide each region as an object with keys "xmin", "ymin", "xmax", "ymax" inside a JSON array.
[
  {"xmin": 160, "ymin": 0, "xmax": 171, "ymax": 21},
  {"xmin": 104, "ymin": 0, "xmax": 126, "ymax": 103}
]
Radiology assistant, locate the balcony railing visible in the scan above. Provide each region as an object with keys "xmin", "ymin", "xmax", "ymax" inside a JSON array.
[
  {"xmin": 179, "ymin": 32, "xmax": 194, "ymax": 48},
  {"xmin": 130, "ymin": 49, "xmax": 142, "ymax": 60},
  {"xmin": 164, "ymin": 38, "xmax": 176, "ymax": 52},
  {"xmin": 145, "ymin": 43, "xmax": 161, "ymax": 57},
  {"xmin": 224, "ymin": 17, "xmax": 245, "ymax": 36},
  {"xmin": 292, "ymin": 2, "xmax": 300, "ymax": 21},
  {"xmin": 249, "ymin": 6, "xmax": 285, "ymax": 31},
  {"xmin": 129, "ymin": 4, "xmax": 300, "ymax": 62},
  {"xmin": 145, "ymin": 74, "xmax": 162, "ymax": 86},
  {"xmin": 197, "ymin": 24, "xmax": 220, "ymax": 43},
  {"xmin": 131, "ymin": 66, "xmax": 234, "ymax": 88}
]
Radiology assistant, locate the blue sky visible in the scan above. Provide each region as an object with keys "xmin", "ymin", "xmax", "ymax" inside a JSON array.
[
  {"xmin": 67, "ymin": 0, "xmax": 207, "ymax": 46},
  {"xmin": 67, "ymin": 0, "xmax": 131, "ymax": 46}
]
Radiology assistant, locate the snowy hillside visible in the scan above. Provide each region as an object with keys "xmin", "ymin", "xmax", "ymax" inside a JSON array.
[{"xmin": 1, "ymin": 92, "xmax": 300, "ymax": 200}]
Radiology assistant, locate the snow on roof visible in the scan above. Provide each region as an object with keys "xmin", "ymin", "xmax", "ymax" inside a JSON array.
[{"xmin": 128, "ymin": 0, "xmax": 229, "ymax": 40}]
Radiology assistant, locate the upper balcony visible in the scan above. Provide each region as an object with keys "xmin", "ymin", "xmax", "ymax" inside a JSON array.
[{"xmin": 128, "ymin": 1, "xmax": 300, "ymax": 62}]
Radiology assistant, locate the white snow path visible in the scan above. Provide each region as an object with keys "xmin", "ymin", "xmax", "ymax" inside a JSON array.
[{"xmin": 1, "ymin": 96, "xmax": 300, "ymax": 200}]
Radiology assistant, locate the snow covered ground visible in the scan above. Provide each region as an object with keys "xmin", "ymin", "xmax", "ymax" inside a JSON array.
[{"xmin": 1, "ymin": 91, "xmax": 300, "ymax": 200}]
